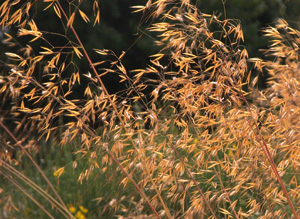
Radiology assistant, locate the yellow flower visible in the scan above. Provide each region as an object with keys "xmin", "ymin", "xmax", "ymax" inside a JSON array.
[
  {"xmin": 75, "ymin": 211, "xmax": 87, "ymax": 219},
  {"xmin": 79, "ymin": 205, "xmax": 88, "ymax": 214},
  {"xmin": 193, "ymin": 138, "xmax": 199, "ymax": 144},
  {"xmin": 53, "ymin": 167, "xmax": 65, "ymax": 178},
  {"xmin": 67, "ymin": 204, "xmax": 76, "ymax": 214}
]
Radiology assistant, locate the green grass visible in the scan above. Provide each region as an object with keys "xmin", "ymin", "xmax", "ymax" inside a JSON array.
[{"xmin": 1, "ymin": 139, "xmax": 130, "ymax": 219}]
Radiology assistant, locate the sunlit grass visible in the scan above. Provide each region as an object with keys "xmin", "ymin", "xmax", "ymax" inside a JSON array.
[{"xmin": 1, "ymin": 0, "xmax": 300, "ymax": 218}]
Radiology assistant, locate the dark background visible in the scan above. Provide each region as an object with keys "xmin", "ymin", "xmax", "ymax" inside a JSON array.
[{"xmin": 1, "ymin": 0, "xmax": 300, "ymax": 94}]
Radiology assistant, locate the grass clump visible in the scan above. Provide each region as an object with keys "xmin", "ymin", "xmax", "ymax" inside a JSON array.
[{"xmin": 1, "ymin": 0, "xmax": 300, "ymax": 218}]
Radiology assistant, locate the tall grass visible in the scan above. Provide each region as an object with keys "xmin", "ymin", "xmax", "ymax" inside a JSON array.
[{"xmin": 1, "ymin": 0, "xmax": 300, "ymax": 218}]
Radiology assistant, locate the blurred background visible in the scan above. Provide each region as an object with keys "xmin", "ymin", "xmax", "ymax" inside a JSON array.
[{"xmin": 1, "ymin": 0, "xmax": 300, "ymax": 94}]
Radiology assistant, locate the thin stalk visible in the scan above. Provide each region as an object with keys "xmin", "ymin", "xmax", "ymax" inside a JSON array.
[
  {"xmin": 27, "ymin": 70, "xmax": 164, "ymax": 217},
  {"xmin": 0, "ymin": 170, "xmax": 55, "ymax": 219},
  {"xmin": 0, "ymin": 160, "xmax": 71, "ymax": 218},
  {"xmin": 157, "ymin": 72, "xmax": 236, "ymax": 218},
  {"xmin": 56, "ymin": 1, "xmax": 169, "ymax": 217},
  {"xmin": 102, "ymin": 147, "xmax": 161, "ymax": 218},
  {"xmin": 0, "ymin": 120, "xmax": 75, "ymax": 219},
  {"xmin": 187, "ymin": 116, "xmax": 240, "ymax": 219},
  {"xmin": 212, "ymin": 165, "xmax": 239, "ymax": 218},
  {"xmin": 238, "ymin": 90, "xmax": 299, "ymax": 219},
  {"xmin": 209, "ymin": 21, "xmax": 297, "ymax": 216},
  {"xmin": 80, "ymin": 120, "xmax": 162, "ymax": 218},
  {"xmin": 170, "ymin": 141, "xmax": 217, "ymax": 218}
]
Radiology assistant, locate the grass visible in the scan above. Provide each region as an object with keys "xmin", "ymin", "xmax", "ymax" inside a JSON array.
[
  {"xmin": 1, "ymin": 0, "xmax": 300, "ymax": 218},
  {"xmin": 1, "ymin": 138, "xmax": 134, "ymax": 219}
]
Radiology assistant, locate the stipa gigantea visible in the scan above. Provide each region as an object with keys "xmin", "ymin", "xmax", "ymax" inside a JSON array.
[
  {"xmin": 1, "ymin": 0, "xmax": 300, "ymax": 218},
  {"xmin": 132, "ymin": 1, "xmax": 299, "ymax": 218},
  {"xmin": 0, "ymin": 0, "xmax": 165, "ymax": 218}
]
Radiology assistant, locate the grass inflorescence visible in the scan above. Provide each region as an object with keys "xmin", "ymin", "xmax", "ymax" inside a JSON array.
[{"xmin": 1, "ymin": 0, "xmax": 300, "ymax": 218}]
